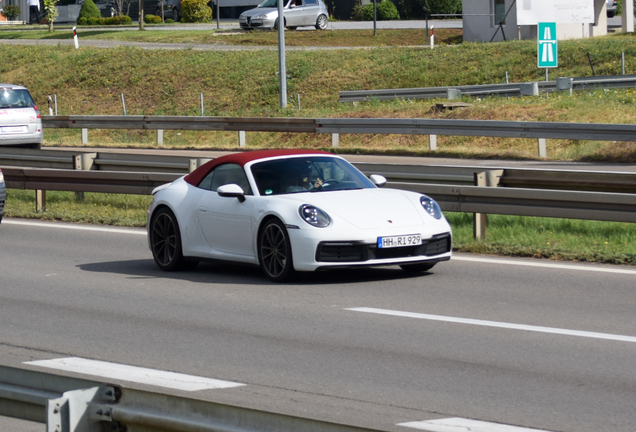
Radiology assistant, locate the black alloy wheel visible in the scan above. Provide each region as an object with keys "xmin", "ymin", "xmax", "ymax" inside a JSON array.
[
  {"xmin": 150, "ymin": 207, "xmax": 196, "ymax": 271},
  {"xmin": 259, "ymin": 219, "xmax": 295, "ymax": 282}
]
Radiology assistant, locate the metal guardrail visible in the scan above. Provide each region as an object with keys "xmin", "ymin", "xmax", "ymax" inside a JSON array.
[
  {"xmin": 338, "ymin": 74, "xmax": 636, "ymax": 102},
  {"xmin": 40, "ymin": 115, "xmax": 636, "ymax": 142},
  {"xmin": 315, "ymin": 118, "xmax": 636, "ymax": 142},
  {"xmin": 2, "ymin": 167, "xmax": 180, "ymax": 195},
  {"xmin": 44, "ymin": 116, "xmax": 317, "ymax": 133},
  {"xmin": 3, "ymin": 165, "xmax": 636, "ymax": 225},
  {"xmin": 0, "ymin": 365, "xmax": 380, "ymax": 432}
]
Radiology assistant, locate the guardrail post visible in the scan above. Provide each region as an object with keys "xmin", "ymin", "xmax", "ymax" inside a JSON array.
[
  {"xmin": 473, "ymin": 170, "xmax": 503, "ymax": 240},
  {"xmin": 47, "ymin": 385, "xmax": 117, "ymax": 432},
  {"xmin": 429, "ymin": 135, "xmax": 437, "ymax": 151},
  {"xmin": 239, "ymin": 131, "xmax": 246, "ymax": 148},
  {"xmin": 36, "ymin": 190, "xmax": 46, "ymax": 213},
  {"xmin": 556, "ymin": 77, "xmax": 573, "ymax": 96},
  {"xmin": 157, "ymin": 130, "xmax": 164, "ymax": 146},
  {"xmin": 189, "ymin": 158, "xmax": 212, "ymax": 173},
  {"xmin": 537, "ymin": 138, "xmax": 547, "ymax": 158},
  {"xmin": 82, "ymin": 129, "xmax": 88, "ymax": 145},
  {"xmin": 447, "ymin": 89, "xmax": 461, "ymax": 100},
  {"xmin": 73, "ymin": 153, "xmax": 96, "ymax": 201},
  {"xmin": 520, "ymin": 83, "xmax": 539, "ymax": 96},
  {"xmin": 331, "ymin": 133, "xmax": 339, "ymax": 148}
]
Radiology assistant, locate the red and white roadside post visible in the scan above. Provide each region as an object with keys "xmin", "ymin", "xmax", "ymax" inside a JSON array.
[{"xmin": 73, "ymin": 26, "xmax": 79, "ymax": 49}]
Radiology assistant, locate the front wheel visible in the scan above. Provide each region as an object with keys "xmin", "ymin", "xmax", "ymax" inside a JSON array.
[
  {"xmin": 315, "ymin": 14, "xmax": 328, "ymax": 30},
  {"xmin": 150, "ymin": 207, "xmax": 196, "ymax": 271},
  {"xmin": 399, "ymin": 262, "xmax": 435, "ymax": 273},
  {"xmin": 273, "ymin": 18, "xmax": 285, "ymax": 29},
  {"xmin": 259, "ymin": 219, "xmax": 295, "ymax": 282}
]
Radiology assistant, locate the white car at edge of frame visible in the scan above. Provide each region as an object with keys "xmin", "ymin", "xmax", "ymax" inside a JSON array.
[{"xmin": 147, "ymin": 150, "xmax": 452, "ymax": 282}]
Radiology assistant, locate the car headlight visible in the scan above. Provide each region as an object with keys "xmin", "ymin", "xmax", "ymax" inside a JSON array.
[
  {"xmin": 299, "ymin": 204, "xmax": 330, "ymax": 227},
  {"xmin": 420, "ymin": 196, "xmax": 442, "ymax": 219},
  {"xmin": 254, "ymin": 14, "xmax": 268, "ymax": 19}
]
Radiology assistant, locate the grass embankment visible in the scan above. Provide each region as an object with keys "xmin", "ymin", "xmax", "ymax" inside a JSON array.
[{"xmin": 2, "ymin": 29, "xmax": 636, "ymax": 265}]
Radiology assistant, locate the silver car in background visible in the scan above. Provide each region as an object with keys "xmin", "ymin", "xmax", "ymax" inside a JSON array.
[
  {"xmin": 0, "ymin": 84, "xmax": 43, "ymax": 149},
  {"xmin": 239, "ymin": 0, "xmax": 329, "ymax": 31},
  {"xmin": 0, "ymin": 168, "xmax": 5, "ymax": 224},
  {"xmin": 606, "ymin": 0, "xmax": 617, "ymax": 17}
]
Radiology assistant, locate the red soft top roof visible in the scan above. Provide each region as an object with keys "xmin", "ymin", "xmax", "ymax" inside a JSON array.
[{"xmin": 184, "ymin": 149, "xmax": 332, "ymax": 187}]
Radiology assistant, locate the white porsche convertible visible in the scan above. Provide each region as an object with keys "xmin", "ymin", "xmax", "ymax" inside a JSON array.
[{"xmin": 147, "ymin": 150, "xmax": 452, "ymax": 281}]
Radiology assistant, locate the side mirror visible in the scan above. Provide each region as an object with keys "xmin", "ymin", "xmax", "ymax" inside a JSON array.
[
  {"xmin": 370, "ymin": 174, "xmax": 387, "ymax": 188},
  {"xmin": 217, "ymin": 184, "xmax": 246, "ymax": 202}
]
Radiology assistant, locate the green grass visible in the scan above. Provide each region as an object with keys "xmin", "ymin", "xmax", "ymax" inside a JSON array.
[
  {"xmin": 4, "ymin": 190, "xmax": 151, "ymax": 227},
  {"xmin": 0, "ymin": 27, "xmax": 462, "ymax": 46}
]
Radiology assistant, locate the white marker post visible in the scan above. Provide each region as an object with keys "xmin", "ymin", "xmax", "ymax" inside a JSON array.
[
  {"xmin": 73, "ymin": 26, "xmax": 79, "ymax": 49},
  {"xmin": 430, "ymin": 25, "xmax": 435, "ymax": 49}
]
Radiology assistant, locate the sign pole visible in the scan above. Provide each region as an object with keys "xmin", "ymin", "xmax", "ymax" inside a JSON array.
[{"xmin": 278, "ymin": 0, "xmax": 287, "ymax": 108}]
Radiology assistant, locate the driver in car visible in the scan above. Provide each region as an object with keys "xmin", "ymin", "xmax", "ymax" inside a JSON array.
[{"xmin": 285, "ymin": 166, "xmax": 323, "ymax": 192}]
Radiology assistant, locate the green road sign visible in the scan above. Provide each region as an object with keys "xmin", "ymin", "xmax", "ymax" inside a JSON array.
[{"xmin": 538, "ymin": 22, "xmax": 558, "ymax": 68}]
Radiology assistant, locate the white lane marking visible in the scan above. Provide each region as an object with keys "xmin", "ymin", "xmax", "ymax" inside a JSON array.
[
  {"xmin": 346, "ymin": 307, "xmax": 636, "ymax": 344},
  {"xmin": 398, "ymin": 418, "xmax": 552, "ymax": 432},
  {"xmin": 452, "ymin": 255, "xmax": 636, "ymax": 275},
  {"xmin": 24, "ymin": 357, "xmax": 245, "ymax": 392},
  {"xmin": 3, "ymin": 219, "xmax": 146, "ymax": 235}
]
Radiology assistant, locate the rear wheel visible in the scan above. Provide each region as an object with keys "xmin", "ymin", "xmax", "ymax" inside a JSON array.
[
  {"xmin": 259, "ymin": 219, "xmax": 295, "ymax": 282},
  {"xmin": 150, "ymin": 207, "xmax": 197, "ymax": 271},
  {"xmin": 399, "ymin": 262, "xmax": 435, "ymax": 273},
  {"xmin": 173, "ymin": 7, "xmax": 179, "ymax": 21},
  {"xmin": 315, "ymin": 14, "xmax": 328, "ymax": 30},
  {"xmin": 288, "ymin": 26, "xmax": 297, "ymax": 30}
]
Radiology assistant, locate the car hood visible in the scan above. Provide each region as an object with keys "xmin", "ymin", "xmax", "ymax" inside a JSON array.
[
  {"xmin": 284, "ymin": 188, "xmax": 427, "ymax": 230},
  {"xmin": 242, "ymin": 7, "xmax": 278, "ymax": 15}
]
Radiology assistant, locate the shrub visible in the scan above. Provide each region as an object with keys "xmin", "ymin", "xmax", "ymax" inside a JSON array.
[
  {"xmin": 77, "ymin": 15, "xmax": 132, "ymax": 25},
  {"xmin": 107, "ymin": 15, "xmax": 131, "ymax": 24},
  {"xmin": 78, "ymin": 0, "xmax": 101, "ymax": 23},
  {"xmin": 1, "ymin": 4, "xmax": 21, "ymax": 20},
  {"xmin": 165, "ymin": 18, "xmax": 174, "ymax": 23},
  {"xmin": 144, "ymin": 14, "xmax": 162, "ymax": 23},
  {"xmin": 181, "ymin": 0, "xmax": 212, "ymax": 23},
  {"xmin": 362, "ymin": 0, "xmax": 399, "ymax": 20}
]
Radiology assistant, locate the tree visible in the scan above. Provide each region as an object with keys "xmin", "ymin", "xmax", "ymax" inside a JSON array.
[
  {"xmin": 112, "ymin": 0, "xmax": 135, "ymax": 16},
  {"xmin": 43, "ymin": 0, "xmax": 59, "ymax": 31},
  {"xmin": 181, "ymin": 0, "xmax": 212, "ymax": 23},
  {"xmin": 362, "ymin": 0, "xmax": 400, "ymax": 20},
  {"xmin": 77, "ymin": 0, "xmax": 101, "ymax": 22}
]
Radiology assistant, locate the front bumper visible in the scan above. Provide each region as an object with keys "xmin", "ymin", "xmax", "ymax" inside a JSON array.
[
  {"xmin": 239, "ymin": 16, "xmax": 275, "ymax": 29},
  {"xmin": 289, "ymin": 228, "xmax": 452, "ymax": 272}
]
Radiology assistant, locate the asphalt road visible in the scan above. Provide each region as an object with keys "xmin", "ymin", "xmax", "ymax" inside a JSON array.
[{"xmin": 1, "ymin": 219, "xmax": 636, "ymax": 432}]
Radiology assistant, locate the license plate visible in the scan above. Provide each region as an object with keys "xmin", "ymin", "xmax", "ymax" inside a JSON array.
[
  {"xmin": 377, "ymin": 234, "xmax": 422, "ymax": 248},
  {"xmin": 1, "ymin": 126, "xmax": 26, "ymax": 134}
]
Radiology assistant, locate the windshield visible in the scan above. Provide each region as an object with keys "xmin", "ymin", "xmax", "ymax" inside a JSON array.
[
  {"xmin": 258, "ymin": 0, "xmax": 289, "ymax": 7},
  {"xmin": 0, "ymin": 89, "xmax": 35, "ymax": 109},
  {"xmin": 251, "ymin": 156, "xmax": 375, "ymax": 196}
]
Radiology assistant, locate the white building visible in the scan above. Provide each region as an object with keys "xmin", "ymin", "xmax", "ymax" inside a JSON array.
[{"xmin": 463, "ymin": 0, "xmax": 633, "ymax": 42}]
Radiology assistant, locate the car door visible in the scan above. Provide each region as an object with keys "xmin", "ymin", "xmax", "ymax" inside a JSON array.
[
  {"xmin": 196, "ymin": 163, "xmax": 256, "ymax": 259},
  {"xmin": 285, "ymin": 0, "xmax": 304, "ymax": 26},
  {"xmin": 301, "ymin": 0, "xmax": 319, "ymax": 25}
]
